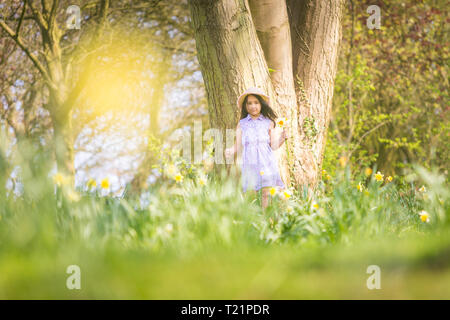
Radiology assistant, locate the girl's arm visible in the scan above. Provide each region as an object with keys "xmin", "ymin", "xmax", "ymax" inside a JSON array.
[
  {"xmin": 235, "ymin": 123, "xmax": 242, "ymax": 156},
  {"xmin": 269, "ymin": 121, "xmax": 287, "ymax": 150},
  {"xmin": 225, "ymin": 123, "xmax": 242, "ymax": 158}
]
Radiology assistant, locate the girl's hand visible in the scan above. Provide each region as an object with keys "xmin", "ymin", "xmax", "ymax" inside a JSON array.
[{"xmin": 281, "ymin": 128, "xmax": 290, "ymax": 140}]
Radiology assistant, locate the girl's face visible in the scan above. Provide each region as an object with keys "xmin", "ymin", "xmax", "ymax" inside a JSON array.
[{"xmin": 246, "ymin": 95, "xmax": 261, "ymax": 116}]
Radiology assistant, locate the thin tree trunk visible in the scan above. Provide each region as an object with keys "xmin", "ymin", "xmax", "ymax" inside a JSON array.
[
  {"xmin": 47, "ymin": 45, "xmax": 74, "ymax": 179},
  {"xmin": 50, "ymin": 106, "xmax": 75, "ymax": 181}
]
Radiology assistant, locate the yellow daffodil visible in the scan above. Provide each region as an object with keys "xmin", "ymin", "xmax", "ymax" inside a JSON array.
[
  {"xmin": 386, "ymin": 176, "xmax": 393, "ymax": 182},
  {"xmin": 260, "ymin": 170, "xmax": 265, "ymax": 176},
  {"xmin": 269, "ymin": 187, "xmax": 277, "ymax": 196},
  {"xmin": 374, "ymin": 171, "xmax": 384, "ymax": 182},
  {"xmin": 339, "ymin": 156, "xmax": 348, "ymax": 168},
  {"xmin": 418, "ymin": 210, "xmax": 430, "ymax": 223},
  {"xmin": 199, "ymin": 178, "xmax": 206, "ymax": 186},
  {"xmin": 277, "ymin": 117, "xmax": 288, "ymax": 128},
  {"xmin": 174, "ymin": 174, "xmax": 183, "ymax": 183},
  {"xmin": 357, "ymin": 181, "xmax": 364, "ymax": 192},
  {"xmin": 282, "ymin": 189, "xmax": 292, "ymax": 199},
  {"xmin": 86, "ymin": 178, "xmax": 97, "ymax": 189},
  {"xmin": 365, "ymin": 168, "xmax": 373, "ymax": 176},
  {"xmin": 52, "ymin": 173, "xmax": 69, "ymax": 186},
  {"xmin": 197, "ymin": 175, "xmax": 207, "ymax": 186},
  {"xmin": 326, "ymin": 174, "xmax": 331, "ymax": 180},
  {"xmin": 311, "ymin": 201, "xmax": 319, "ymax": 210},
  {"xmin": 418, "ymin": 185, "xmax": 426, "ymax": 193},
  {"xmin": 101, "ymin": 178, "xmax": 110, "ymax": 189}
]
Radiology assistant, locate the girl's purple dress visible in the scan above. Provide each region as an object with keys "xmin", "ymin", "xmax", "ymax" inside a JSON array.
[{"xmin": 239, "ymin": 114, "xmax": 285, "ymax": 192}]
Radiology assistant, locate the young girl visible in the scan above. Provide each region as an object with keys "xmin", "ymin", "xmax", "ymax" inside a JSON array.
[{"xmin": 225, "ymin": 87, "xmax": 289, "ymax": 209}]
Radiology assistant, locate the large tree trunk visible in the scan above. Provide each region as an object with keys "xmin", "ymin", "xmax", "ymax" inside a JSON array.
[
  {"xmin": 248, "ymin": 0, "xmax": 299, "ymax": 189},
  {"xmin": 188, "ymin": 0, "xmax": 346, "ymax": 192},
  {"xmin": 188, "ymin": 0, "xmax": 281, "ymax": 181},
  {"xmin": 188, "ymin": 0, "xmax": 274, "ymax": 128},
  {"xmin": 287, "ymin": 0, "xmax": 346, "ymax": 186}
]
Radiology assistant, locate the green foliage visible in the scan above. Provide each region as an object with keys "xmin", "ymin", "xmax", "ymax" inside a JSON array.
[
  {"xmin": 302, "ymin": 117, "xmax": 319, "ymax": 148},
  {"xmin": 295, "ymin": 76, "xmax": 320, "ymax": 149},
  {"xmin": 1, "ymin": 129, "xmax": 449, "ymax": 298},
  {"xmin": 326, "ymin": 0, "xmax": 449, "ymax": 180}
]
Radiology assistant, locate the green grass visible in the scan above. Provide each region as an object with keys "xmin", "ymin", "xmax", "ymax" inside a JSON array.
[
  {"xmin": 1, "ymin": 233, "xmax": 450, "ymax": 299},
  {"xmin": 0, "ymin": 155, "xmax": 449, "ymax": 299}
]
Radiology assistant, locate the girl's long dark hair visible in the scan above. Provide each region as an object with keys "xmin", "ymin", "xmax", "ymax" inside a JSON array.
[{"xmin": 240, "ymin": 94, "xmax": 277, "ymax": 126}]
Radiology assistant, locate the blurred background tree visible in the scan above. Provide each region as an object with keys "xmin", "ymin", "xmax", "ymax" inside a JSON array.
[
  {"xmin": 0, "ymin": 0, "xmax": 208, "ymax": 197},
  {"xmin": 324, "ymin": 0, "xmax": 449, "ymax": 181}
]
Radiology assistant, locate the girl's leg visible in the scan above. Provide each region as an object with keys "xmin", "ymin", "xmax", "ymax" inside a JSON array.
[{"xmin": 261, "ymin": 187, "xmax": 271, "ymax": 210}]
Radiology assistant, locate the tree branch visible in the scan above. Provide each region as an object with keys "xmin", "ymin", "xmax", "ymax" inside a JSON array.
[
  {"xmin": 0, "ymin": 19, "xmax": 50, "ymax": 82},
  {"xmin": 93, "ymin": 0, "xmax": 110, "ymax": 42},
  {"xmin": 348, "ymin": 120, "xmax": 390, "ymax": 159},
  {"xmin": 26, "ymin": 0, "xmax": 48, "ymax": 30},
  {"xmin": 48, "ymin": 0, "xmax": 59, "ymax": 34},
  {"xmin": 16, "ymin": 1, "xmax": 27, "ymax": 35},
  {"xmin": 82, "ymin": 2, "xmax": 101, "ymax": 10},
  {"xmin": 41, "ymin": 0, "xmax": 49, "ymax": 17},
  {"xmin": 108, "ymin": 1, "xmax": 163, "ymax": 13}
]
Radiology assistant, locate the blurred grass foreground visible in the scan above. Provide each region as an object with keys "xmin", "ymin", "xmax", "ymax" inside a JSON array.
[{"xmin": 0, "ymin": 135, "xmax": 449, "ymax": 299}]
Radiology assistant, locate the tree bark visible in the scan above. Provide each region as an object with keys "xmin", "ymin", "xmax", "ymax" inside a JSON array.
[
  {"xmin": 248, "ymin": 0, "xmax": 299, "ymax": 189},
  {"xmin": 188, "ymin": 0, "xmax": 282, "ymax": 186},
  {"xmin": 188, "ymin": 0, "xmax": 273, "ymax": 127},
  {"xmin": 287, "ymin": 0, "xmax": 346, "ymax": 187},
  {"xmin": 189, "ymin": 0, "xmax": 346, "ymax": 191}
]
